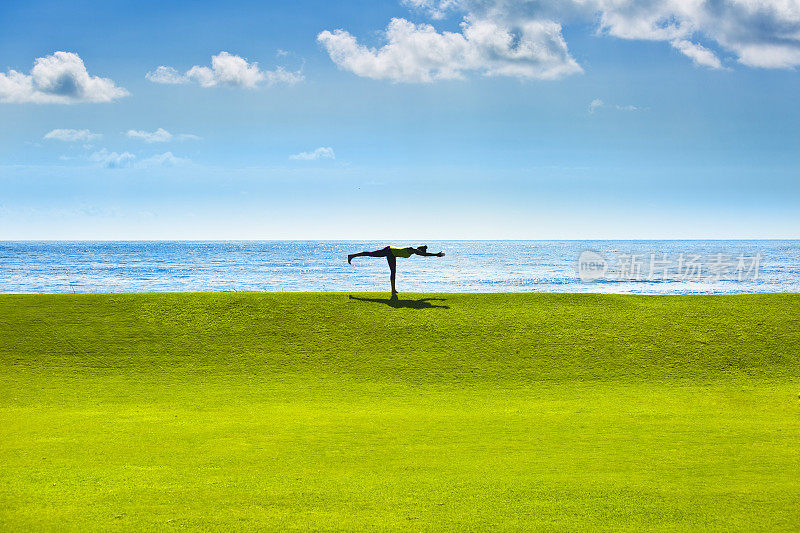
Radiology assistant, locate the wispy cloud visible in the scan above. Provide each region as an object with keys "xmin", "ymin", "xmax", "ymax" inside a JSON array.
[
  {"xmin": 44, "ymin": 128, "xmax": 102, "ymax": 142},
  {"xmin": 144, "ymin": 66, "xmax": 185, "ymax": 85},
  {"xmin": 89, "ymin": 148, "xmax": 136, "ymax": 168},
  {"xmin": 0, "ymin": 51, "xmax": 128, "ymax": 104},
  {"xmin": 126, "ymin": 128, "xmax": 173, "ymax": 143},
  {"xmin": 588, "ymin": 98, "xmax": 604, "ymax": 113},
  {"xmin": 289, "ymin": 147, "xmax": 336, "ymax": 160},
  {"xmin": 139, "ymin": 152, "xmax": 190, "ymax": 167},
  {"xmin": 146, "ymin": 52, "xmax": 303, "ymax": 89},
  {"xmin": 401, "ymin": 0, "xmax": 460, "ymax": 20},
  {"xmin": 589, "ymin": 98, "xmax": 641, "ymax": 113},
  {"xmin": 124, "ymin": 128, "xmax": 200, "ymax": 143},
  {"xmin": 89, "ymin": 149, "xmax": 190, "ymax": 168}
]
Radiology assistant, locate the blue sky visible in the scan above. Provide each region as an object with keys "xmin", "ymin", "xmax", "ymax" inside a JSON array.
[{"xmin": 1, "ymin": 0, "xmax": 798, "ymax": 239}]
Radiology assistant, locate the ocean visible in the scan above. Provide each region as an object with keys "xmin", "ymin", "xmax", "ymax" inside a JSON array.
[{"xmin": 0, "ymin": 240, "xmax": 798, "ymax": 294}]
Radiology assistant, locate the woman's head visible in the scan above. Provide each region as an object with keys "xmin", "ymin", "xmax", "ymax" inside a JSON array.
[{"xmin": 416, "ymin": 245, "xmax": 428, "ymax": 253}]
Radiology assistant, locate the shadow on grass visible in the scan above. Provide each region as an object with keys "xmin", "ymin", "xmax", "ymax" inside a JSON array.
[{"xmin": 348, "ymin": 295, "xmax": 450, "ymax": 309}]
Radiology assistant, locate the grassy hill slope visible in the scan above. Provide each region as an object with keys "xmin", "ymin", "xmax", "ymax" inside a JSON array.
[{"xmin": 1, "ymin": 293, "xmax": 799, "ymax": 530}]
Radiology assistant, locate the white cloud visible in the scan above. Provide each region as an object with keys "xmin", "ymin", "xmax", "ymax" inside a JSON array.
[
  {"xmin": 593, "ymin": 0, "xmax": 800, "ymax": 69},
  {"xmin": 264, "ymin": 66, "xmax": 305, "ymax": 85},
  {"xmin": 318, "ymin": 16, "xmax": 581, "ymax": 82},
  {"xmin": 126, "ymin": 128, "xmax": 201, "ymax": 143},
  {"xmin": 735, "ymin": 42, "xmax": 800, "ymax": 69},
  {"xmin": 89, "ymin": 149, "xmax": 136, "ymax": 169},
  {"xmin": 289, "ymin": 147, "xmax": 336, "ymax": 160},
  {"xmin": 0, "ymin": 51, "xmax": 129, "ymax": 104},
  {"xmin": 320, "ymin": 1, "xmax": 800, "ymax": 80},
  {"xmin": 401, "ymin": 0, "xmax": 460, "ymax": 19},
  {"xmin": 589, "ymin": 98, "xmax": 642, "ymax": 113},
  {"xmin": 146, "ymin": 52, "xmax": 304, "ymax": 88},
  {"xmin": 671, "ymin": 40, "xmax": 724, "ymax": 69},
  {"xmin": 185, "ymin": 52, "xmax": 264, "ymax": 88},
  {"xmin": 126, "ymin": 128, "xmax": 173, "ymax": 143},
  {"xmin": 144, "ymin": 66, "xmax": 185, "ymax": 84},
  {"xmin": 589, "ymin": 0, "xmax": 800, "ymax": 69},
  {"xmin": 139, "ymin": 152, "xmax": 189, "ymax": 167},
  {"xmin": 44, "ymin": 128, "xmax": 102, "ymax": 142},
  {"xmin": 88, "ymin": 149, "xmax": 189, "ymax": 168}
]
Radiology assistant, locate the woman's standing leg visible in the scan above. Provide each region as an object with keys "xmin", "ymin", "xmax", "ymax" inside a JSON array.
[{"xmin": 387, "ymin": 253, "xmax": 397, "ymax": 296}]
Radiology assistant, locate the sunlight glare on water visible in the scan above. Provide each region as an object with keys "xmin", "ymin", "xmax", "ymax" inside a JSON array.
[{"xmin": 0, "ymin": 240, "xmax": 798, "ymax": 294}]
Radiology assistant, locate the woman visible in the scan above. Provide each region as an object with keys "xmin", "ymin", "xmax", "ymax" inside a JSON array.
[{"xmin": 348, "ymin": 245, "xmax": 445, "ymax": 297}]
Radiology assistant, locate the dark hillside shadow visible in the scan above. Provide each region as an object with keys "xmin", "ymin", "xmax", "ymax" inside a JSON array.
[{"xmin": 348, "ymin": 295, "xmax": 449, "ymax": 309}]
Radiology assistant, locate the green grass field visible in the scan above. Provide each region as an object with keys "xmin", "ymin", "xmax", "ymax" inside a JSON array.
[{"xmin": 1, "ymin": 292, "xmax": 799, "ymax": 531}]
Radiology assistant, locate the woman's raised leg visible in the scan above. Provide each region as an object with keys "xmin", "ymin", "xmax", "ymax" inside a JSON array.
[{"xmin": 348, "ymin": 246, "xmax": 391, "ymax": 264}]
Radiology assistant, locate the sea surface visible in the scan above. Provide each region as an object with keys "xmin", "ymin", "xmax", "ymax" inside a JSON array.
[{"xmin": 0, "ymin": 240, "xmax": 798, "ymax": 294}]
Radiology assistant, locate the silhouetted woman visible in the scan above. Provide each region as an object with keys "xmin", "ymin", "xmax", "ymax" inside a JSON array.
[{"xmin": 348, "ymin": 245, "xmax": 444, "ymax": 297}]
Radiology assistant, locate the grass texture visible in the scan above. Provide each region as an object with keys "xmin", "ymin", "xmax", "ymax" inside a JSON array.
[{"xmin": 1, "ymin": 292, "xmax": 799, "ymax": 531}]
